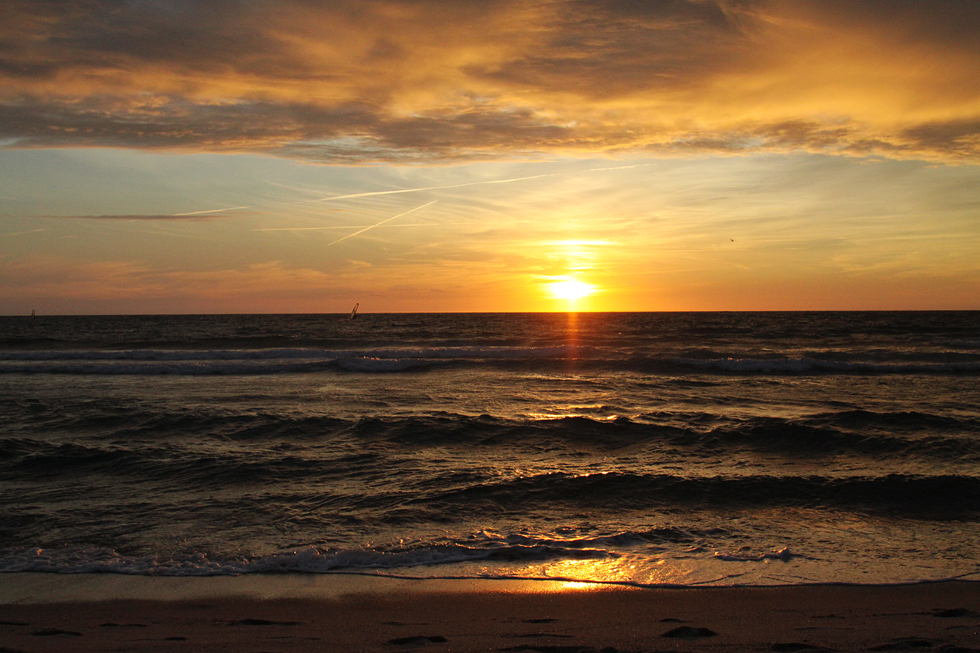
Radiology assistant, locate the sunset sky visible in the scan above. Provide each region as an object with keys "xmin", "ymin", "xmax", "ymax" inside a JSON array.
[{"xmin": 2, "ymin": 0, "xmax": 979, "ymax": 314}]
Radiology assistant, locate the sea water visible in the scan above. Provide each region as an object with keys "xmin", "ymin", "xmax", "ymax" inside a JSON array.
[{"xmin": 1, "ymin": 312, "xmax": 979, "ymax": 587}]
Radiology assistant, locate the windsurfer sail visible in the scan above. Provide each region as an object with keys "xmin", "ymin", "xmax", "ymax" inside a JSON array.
[{"xmin": 350, "ymin": 303, "xmax": 359, "ymax": 320}]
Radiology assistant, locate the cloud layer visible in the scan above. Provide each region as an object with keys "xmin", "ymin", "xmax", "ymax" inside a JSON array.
[{"xmin": 2, "ymin": 0, "xmax": 979, "ymax": 162}]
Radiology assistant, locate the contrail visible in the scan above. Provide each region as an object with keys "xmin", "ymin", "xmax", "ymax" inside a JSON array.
[
  {"xmin": 173, "ymin": 206, "xmax": 251, "ymax": 216},
  {"xmin": 326, "ymin": 200, "xmax": 438, "ymax": 246},
  {"xmin": 582, "ymin": 163, "xmax": 652, "ymax": 173},
  {"xmin": 254, "ymin": 223, "xmax": 454, "ymax": 232},
  {"xmin": 310, "ymin": 175, "xmax": 554, "ymax": 203},
  {"xmin": 2, "ymin": 228, "xmax": 48, "ymax": 237},
  {"xmin": 306, "ymin": 165, "xmax": 650, "ymax": 203}
]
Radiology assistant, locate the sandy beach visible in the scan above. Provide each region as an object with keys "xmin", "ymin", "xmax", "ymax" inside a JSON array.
[{"xmin": 1, "ymin": 574, "xmax": 979, "ymax": 652}]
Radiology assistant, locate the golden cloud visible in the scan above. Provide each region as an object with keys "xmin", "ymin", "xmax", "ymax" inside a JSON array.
[{"xmin": 1, "ymin": 0, "xmax": 978, "ymax": 162}]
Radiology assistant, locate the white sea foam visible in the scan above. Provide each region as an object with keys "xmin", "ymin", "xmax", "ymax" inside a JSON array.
[
  {"xmin": 0, "ymin": 544, "xmax": 612, "ymax": 576},
  {"xmin": 6, "ymin": 545, "xmax": 977, "ymax": 589},
  {"xmin": 712, "ymin": 547, "xmax": 799, "ymax": 562}
]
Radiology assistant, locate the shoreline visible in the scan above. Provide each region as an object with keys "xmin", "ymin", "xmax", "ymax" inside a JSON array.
[
  {"xmin": 2, "ymin": 574, "xmax": 979, "ymax": 652},
  {"xmin": 4, "ymin": 571, "xmax": 980, "ymax": 604},
  {"xmin": 0, "ymin": 572, "xmax": 571, "ymax": 604}
]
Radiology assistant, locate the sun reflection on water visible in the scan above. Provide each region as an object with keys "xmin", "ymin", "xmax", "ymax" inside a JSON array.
[{"xmin": 527, "ymin": 557, "xmax": 649, "ymax": 591}]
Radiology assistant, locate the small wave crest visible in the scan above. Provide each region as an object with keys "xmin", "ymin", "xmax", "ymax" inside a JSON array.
[
  {"xmin": 669, "ymin": 356, "xmax": 980, "ymax": 375},
  {"xmin": 0, "ymin": 345, "xmax": 605, "ymax": 375},
  {"xmin": 4, "ymin": 410, "xmax": 978, "ymax": 491},
  {"xmin": 0, "ymin": 524, "xmax": 735, "ymax": 578}
]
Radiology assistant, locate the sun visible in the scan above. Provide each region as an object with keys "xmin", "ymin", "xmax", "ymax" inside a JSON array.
[{"xmin": 548, "ymin": 279, "xmax": 595, "ymax": 301}]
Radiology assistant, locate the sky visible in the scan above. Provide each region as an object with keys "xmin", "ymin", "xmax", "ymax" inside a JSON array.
[{"xmin": 1, "ymin": 0, "xmax": 979, "ymax": 314}]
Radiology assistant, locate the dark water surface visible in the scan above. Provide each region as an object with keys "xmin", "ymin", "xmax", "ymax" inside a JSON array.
[{"xmin": 2, "ymin": 312, "xmax": 979, "ymax": 585}]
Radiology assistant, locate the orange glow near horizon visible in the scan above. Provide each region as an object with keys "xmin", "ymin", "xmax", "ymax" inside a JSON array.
[{"xmin": 2, "ymin": 2, "xmax": 980, "ymax": 314}]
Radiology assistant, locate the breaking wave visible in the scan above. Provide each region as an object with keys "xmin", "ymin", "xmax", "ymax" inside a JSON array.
[{"xmin": 2, "ymin": 347, "xmax": 979, "ymax": 375}]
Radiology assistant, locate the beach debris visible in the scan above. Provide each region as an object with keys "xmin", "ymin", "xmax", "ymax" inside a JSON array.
[
  {"xmin": 388, "ymin": 635, "xmax": 449, "ymax": 645},
  {"xmin": 868, "ymin": 638, "xmax": 935, "ymax": 651},
  {"xmin": 31, "ymin": 628, "xmax": 83, "ymax": 636},
  {"xmin": 770, "ymin": 643, "xmax": 837, "ymax": 652},
  {"xmin": 228, "ymin": 618, "xmax": 301, "ymax": 626},
  {"xmin": 500, "ymin": 647, "xmax": 626, "ymax": 653},
  {"xmin": 931, "ymin": 608, "xmax": 980, "ymax": 618},
  {"xmin": 98, "ymin": 622, "xmax": 147, "ymax": 628},
  {"xmin": 384, "ymin": 621, "xmax": 430, "ymax": 626},
  {"xmin": 661, "ymin": 626, "xmax": 718, "ymax": 639}
]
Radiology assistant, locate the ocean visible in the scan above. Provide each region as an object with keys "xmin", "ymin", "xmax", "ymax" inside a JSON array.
[{"xmin": 1, "ymin": 311, "xmax": 979, "ymax": 587}]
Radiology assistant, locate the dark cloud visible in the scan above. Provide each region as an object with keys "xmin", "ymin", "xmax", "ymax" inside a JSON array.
[
  {"xmin": 0, "ymin": 0, "xmax": 978, "ymax": 163},
  {"xmin": 900, "ymin": 120, "xmax": 980, "ymax": 160},
  {"xmin": 466, "ymin": 0, "xmax": 749, "ymax": 99},
  {"xmin": 796, "ymin": 0, "xmax": 980, "ymax": 47},
  {"xmin": 2, "ymin": 1, "xmax": 275, "ymax": 74},
  {"xmin": 0, "ymin": 96, "xmax": 379, "ymax": 150}
]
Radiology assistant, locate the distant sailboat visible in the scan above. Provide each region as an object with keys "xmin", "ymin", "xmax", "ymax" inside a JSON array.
[
  {"xmin": 31, "ymin": 308, "xmax": 36, "ymax": 319},
  {"xmin": 350, "ymin": 303, "xmax": 359, "ymax": 320}
]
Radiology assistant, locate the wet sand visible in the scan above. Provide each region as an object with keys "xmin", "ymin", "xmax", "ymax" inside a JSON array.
[{"xmin": 1, "ymin": 574, "xmax": 979, "ymax": 652}]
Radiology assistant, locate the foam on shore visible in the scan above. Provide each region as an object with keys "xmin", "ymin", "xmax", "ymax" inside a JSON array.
[{"xmin": 0, "ymin": 572, "xmax": 565, "ymax": 604}]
